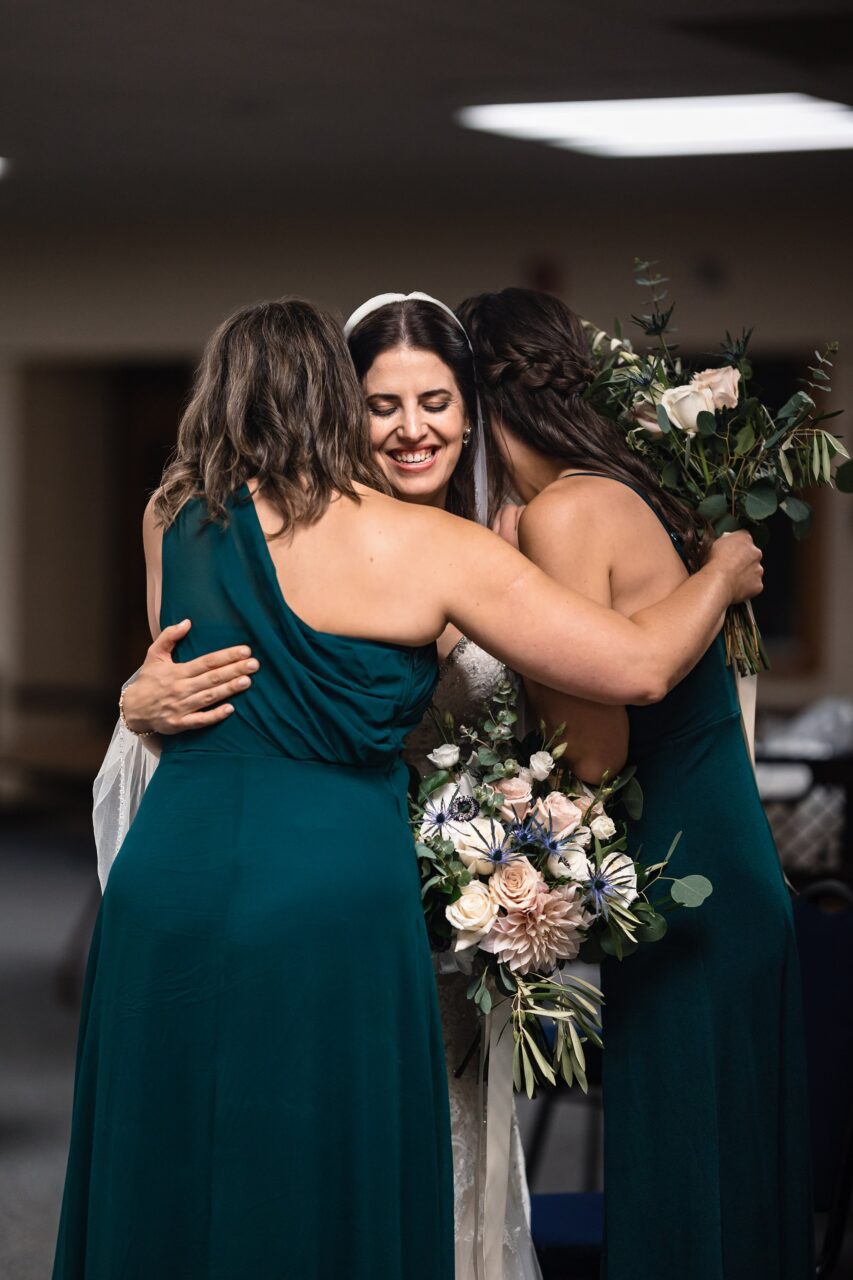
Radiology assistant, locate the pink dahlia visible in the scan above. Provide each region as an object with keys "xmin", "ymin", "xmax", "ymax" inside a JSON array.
[{"xmin": 480, "ymin": 884, "xmax": 587, "ymax": 974}]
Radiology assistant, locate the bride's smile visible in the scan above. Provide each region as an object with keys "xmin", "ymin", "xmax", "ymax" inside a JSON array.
[{"xmin": 363, "ymin": 345, "xmax": 468, "ymax": 508}]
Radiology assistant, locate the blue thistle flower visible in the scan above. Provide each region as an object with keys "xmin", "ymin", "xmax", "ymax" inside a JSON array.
[{"xmin": 583, "ymin": 853, "xmax": 637, "ymax": 920}]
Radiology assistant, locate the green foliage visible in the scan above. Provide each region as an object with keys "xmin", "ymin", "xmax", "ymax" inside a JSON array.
[
  {"xmin": 583, "ymin": 268, "xmax": 847, "ymax": 676},
  {"xmin": 670, "ymin": 875, "xmax": 714, "ymax": 908}
]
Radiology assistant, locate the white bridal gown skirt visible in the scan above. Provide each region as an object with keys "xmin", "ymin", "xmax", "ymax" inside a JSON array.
[{"xmin": 437, "ymin": 972, "xmax": 543, "ymax": 1280}]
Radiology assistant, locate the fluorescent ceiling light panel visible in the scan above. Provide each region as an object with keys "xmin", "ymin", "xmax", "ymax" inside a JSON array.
[{"xmin": 457, "ymin": 94, "xmax": 853, "ymax": 157}]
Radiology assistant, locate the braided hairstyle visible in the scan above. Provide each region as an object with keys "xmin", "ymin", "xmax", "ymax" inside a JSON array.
[{"xmin": 456, "ymin": 287, "xmax": 710, "ymax": 571}]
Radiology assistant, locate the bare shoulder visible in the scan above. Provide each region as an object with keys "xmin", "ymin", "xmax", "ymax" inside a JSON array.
[
  {"xmin": 520, "ymin": 474, "xmax": 648, "ymax": 552},
  {"xmin": 519, "ymin": 476, "xmax": 610, "ymax": 549},
  {"xmin": 142, "ymin": 493, "xmax": 164, "ymax": 564},
  {"xmin": 356, "ymin": 486, "xmax": 493, "ymax": 554}
]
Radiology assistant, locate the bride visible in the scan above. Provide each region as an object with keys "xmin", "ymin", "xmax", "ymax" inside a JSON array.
[{"xmin": 94, "ymin": 293, "xmax": 760, "ymax": 1278}]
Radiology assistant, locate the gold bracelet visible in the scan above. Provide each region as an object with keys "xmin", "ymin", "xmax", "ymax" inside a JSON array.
[{"xmin": 119, "ymin": 686, "xmax": 156, "ymax": 738}]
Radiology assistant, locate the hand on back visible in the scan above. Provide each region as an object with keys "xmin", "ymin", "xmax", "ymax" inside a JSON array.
[{"xmin": 121, "ymin": 620, "xmax": 258, "ymax": 735}]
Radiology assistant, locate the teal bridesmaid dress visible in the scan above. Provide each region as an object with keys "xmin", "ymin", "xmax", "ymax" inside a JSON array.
[
  {"xmin": 53, "ymin": 489, "xmax": 454, "ymax": 1280},
  {"xmin": 598, "ymin": 480, "xmax": 814, "ymax": 1278}
]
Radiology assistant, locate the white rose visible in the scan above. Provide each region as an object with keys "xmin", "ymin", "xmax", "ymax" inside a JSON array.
[
  {"xmin": 451, "ymin": 815, "xmax": 505, "ymax": 876},
  {"xmin": 547, "ymin": 841, "xmax": 593, "ymax": 883},
  {"xmin": 529, "ymin": 750, "xmax": 555, "ymax": 782},
  {"xmin": 691, "ymin": 365, "xmax": 741, "ymax": 410},
  {"xmin": 660, "ymin": 383, "xmax": 715, "ymax": 435},
  {"xmin": 446, "ymin": 882, "xmax": 500, "ymax": 951},
  {"xmin": 590, "ymin": 814, "xmax": 617, "ymax": 841},
  {"xmin": 516, "ymin": 766, "xmax": 533, "ymax": 787},
  {"xmin": 427, "ymin": 743, "xmax": 460, "ymax": 770}
]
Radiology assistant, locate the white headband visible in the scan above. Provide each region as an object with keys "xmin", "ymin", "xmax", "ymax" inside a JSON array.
[{"xmin": 343, "ymin": 291, "xmax": 490, "ymax": 525}]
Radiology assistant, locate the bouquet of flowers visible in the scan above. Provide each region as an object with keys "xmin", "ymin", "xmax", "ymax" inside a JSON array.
[
  {"xmin": 413, "ymin": 679, "xmax": 712, "ymax": 1096},
  {"xmin": 584, "ymin": 260, "xmax": 850, "ymax": 675}
]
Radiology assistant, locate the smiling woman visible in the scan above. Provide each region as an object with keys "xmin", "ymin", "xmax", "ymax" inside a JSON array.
[{"xmin": 347, "ymin": 296, "xmax": 484, "ymax": 518}]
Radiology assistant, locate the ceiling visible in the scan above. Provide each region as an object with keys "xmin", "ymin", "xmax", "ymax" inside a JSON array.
[{"xmin": 0, "ymin": 0, "xmax": 851, "ymax": 221}]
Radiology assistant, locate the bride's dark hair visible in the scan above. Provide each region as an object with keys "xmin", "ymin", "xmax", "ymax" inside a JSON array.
[
  {"xmin": 456, "ymin": 287, "xmax": 710, "ymax": 570},
  {"xmin": 347, "ymin": 299, "xmax": 480, "ymax": 521},
  {"xmin": 154, "ymin": 298, "xmax": 390, "ymax": 529}
]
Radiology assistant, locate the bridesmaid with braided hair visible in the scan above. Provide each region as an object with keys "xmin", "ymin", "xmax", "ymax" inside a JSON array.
[{"xmin": 458, "ymin": 287, "xmax": 813, "ymax": 1280}]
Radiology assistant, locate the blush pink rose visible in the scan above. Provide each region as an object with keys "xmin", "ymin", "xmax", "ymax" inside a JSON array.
[
  {"xmin": 489, "ymin": 856, "xmax": 543, "ymax": 912},
  {"xmin": 496, "ymin": 776, "xmax": 534, "ymax": 823},
  {"xmin": 531, "ymin": 792, "xmax": 583, "ymax": 839},
  {"xmin": 691, "ymin": 365, "xmax": 741, "ymax": 410}
]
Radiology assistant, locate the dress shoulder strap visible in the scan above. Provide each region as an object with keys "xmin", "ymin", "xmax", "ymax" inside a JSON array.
[{"xmin": 558, "ymin": 471, "xmax": 687, "ymax": 565}]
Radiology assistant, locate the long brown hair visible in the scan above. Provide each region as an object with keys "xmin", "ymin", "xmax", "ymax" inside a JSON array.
[
  {"xmin": 456, "ymin": 287, "xmax": 710, "ymax": 570},
  {"xmin": 347, "ymin": 299, "xmax": 479, "ymax": 521},
  {"xmin": 154, "ymin": 298, "xmax": 390, "ymax": 529}
]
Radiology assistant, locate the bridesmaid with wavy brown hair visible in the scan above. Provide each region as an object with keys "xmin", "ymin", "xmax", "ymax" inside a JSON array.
[{"xmin": 458, "ymin": 286, "xmax": 814, "ymax": 1280}]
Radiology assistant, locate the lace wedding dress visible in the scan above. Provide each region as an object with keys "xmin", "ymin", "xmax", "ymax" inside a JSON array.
[
  {"xmin": 93, "ymin": 637, "xmax": 541, "ymax": 1280},
  {"xmin": 405, "ymin": 638, "xmax": 542, "ymax": 1280}
]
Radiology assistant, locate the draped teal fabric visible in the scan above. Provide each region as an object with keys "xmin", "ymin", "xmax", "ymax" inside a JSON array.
[
  {"xmin": 53, "ymin": 488, "xmax": 454, "ymax": 1280},
  {"xmin": 596, "ymin": 479, "xmax": 813, "ymax": 1279}
]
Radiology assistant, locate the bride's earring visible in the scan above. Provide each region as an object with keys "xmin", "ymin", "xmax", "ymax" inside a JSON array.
[{"xmin": 462, "ymin": 425, "xmax": 472, "ymax": 446}]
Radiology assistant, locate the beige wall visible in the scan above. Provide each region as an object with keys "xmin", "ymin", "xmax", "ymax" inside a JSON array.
[{"xmin": 0, "ymin": 204, "xmax": 851, "ymax": 721}]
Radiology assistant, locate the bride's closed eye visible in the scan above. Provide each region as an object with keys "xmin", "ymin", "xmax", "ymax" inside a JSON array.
[{"xmin": 367, "ymin": 398, "xmax": 451, "ymax": 417}]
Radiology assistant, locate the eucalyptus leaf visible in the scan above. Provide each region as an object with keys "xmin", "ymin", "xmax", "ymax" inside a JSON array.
[
  {"xmin": 781, "ymin": 496, "xmax": 811, "ymax": 523},
  {"xmin": 419, "ymin": 770, "xmax": 450, "ymax": 799},
  {"xmin": 696, "ymin": 410, "xmax": 717, "ymax": 437},
  {"xmin": 777, "ymin": 390, "xmax": 815, "ymax": 423},
  {"xmin": 836, "ymin": 459, "xmax": 853, "ymax": 493},
  {"xmin": 670, "ymin": 874, "xmax": 714, "ymax": 907},
  {"xmin": 743, "ymin": 484, "xmax": 778, "ymax": 521},
  {"xmin": 697, "ymin": 493, "xmax": 728, "ymax": 520},
  {"xmin": 635, "ymin": 913, "xmax": 668, "ymax": 943},
  {"xmin": 734, "ymin": 424, "xmax": 755, "ymax": 456},
  {"xmin": 622, "ymin": 777, "xmax": 644, "ymax": 820},
  {"xmin": 661, "ymin": 462, "xmax": 680, "ymax": 489},
  {"xmin": 792, "ymin": 513, "xmax": 813, "ymax": 541},
  {"xmin": 420, "ymin": 874, "xmax": 443, "ymax": 899},
  {"xmin": 714, "ymin": 513, "xmax": 742, "ymax": 534},
  {"xmin": 600, "ymin": 930, "xmax": 624, "ymax": 960},
  {"xmin": 655, "ymin": 404, "xmax": 672, "ymax": 434}
]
